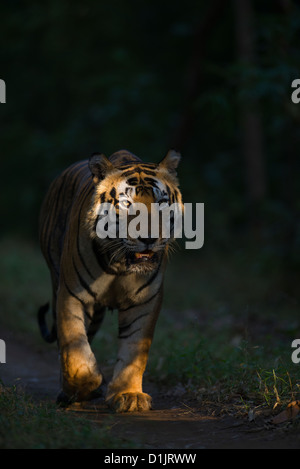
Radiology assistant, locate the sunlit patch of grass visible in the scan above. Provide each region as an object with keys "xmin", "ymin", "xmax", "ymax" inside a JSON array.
[{"xmin": 256, "ymin": 369, "xmax": 298, "ymax": 408}]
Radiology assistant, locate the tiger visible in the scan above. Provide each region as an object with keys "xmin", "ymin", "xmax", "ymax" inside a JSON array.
[{"xmin": 38, "ymin": 149, "xmax": 182, "ymax": 412}]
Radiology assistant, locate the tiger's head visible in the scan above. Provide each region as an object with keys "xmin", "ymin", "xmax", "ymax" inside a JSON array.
[{"xmin": 87, "ymin": 150, "xmax": 183, "ymax": 274}]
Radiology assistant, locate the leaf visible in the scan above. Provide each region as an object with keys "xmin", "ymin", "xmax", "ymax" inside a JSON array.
[{"xmin": 272, "ymin": 401, "xmax": 300, "ymax": 425}]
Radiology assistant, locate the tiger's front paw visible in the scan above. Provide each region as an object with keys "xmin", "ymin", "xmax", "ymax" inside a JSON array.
[{"xmin": 106, "ymin": 392, "xmax": 152, "ymax": 413}]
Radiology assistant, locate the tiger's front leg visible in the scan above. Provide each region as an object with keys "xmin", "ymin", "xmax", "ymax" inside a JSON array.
[
  {"xmin": 56, "ymin": 285, "xmax": 103, "ymax": 402},
  {"xmin": 106, "ymin": 290, "xmax": 163, "ymax": 412}
]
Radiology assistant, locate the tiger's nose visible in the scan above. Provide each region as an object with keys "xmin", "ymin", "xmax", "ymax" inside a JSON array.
[{"xmin": 138, "ymin": 237, "xmax": 156, "ymax": 247}]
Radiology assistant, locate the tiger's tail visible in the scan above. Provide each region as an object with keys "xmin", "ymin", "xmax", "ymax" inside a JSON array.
[{"xmin": 37, "ymin": 302, "xmax": 57, "ymax": 343}]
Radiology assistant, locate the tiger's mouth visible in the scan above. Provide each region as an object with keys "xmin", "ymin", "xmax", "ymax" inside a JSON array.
[
  {"xmin": 126, "ymin": 249, "xmax": 159, "ymax": 268},
  {"xmin": 130, "ymin": 250, "xmax": 156, "ymax": 264}
]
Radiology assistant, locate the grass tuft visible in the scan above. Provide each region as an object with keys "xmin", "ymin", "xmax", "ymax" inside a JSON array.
[{"xmin": 0, "ymin": 382, "xmax": 136, "ymax": 449}]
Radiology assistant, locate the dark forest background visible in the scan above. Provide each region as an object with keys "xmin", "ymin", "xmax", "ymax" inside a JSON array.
[{"xmin": 0, "ymin": 0, "xmax": 300, "ymax": 297}]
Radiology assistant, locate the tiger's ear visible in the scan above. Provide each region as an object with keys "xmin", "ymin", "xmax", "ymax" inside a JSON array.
[
  {"xmin": 89, "ymin": 153, "xmax": 115, "ymax": 184},
  {"xmin": 158, "ymin": 150, "xmax": 181, "ymax": 174}
]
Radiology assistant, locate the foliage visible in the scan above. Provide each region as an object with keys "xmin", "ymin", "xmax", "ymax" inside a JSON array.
[{"xmin": 0, "ymin": 0, "xmax": 300, "ymax": 274}]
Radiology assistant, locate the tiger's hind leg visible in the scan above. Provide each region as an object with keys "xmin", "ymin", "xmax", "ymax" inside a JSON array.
[
  {"xmin": 87, "ymin": 304, "xmax": 108, "ymax": 397},
  {"xmin": 87, "ymin": 305, "xmax": 106, "ymax": 344},
  {"xmin": 38, "ymin": 273, "xmax": 58, "ymax": 343}
]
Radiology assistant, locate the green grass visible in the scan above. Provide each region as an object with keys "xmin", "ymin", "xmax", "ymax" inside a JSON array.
[
  {"xmin": 149, "ymin": 318, "xmax": 300, "ymax": 411},
  {"xmin": 0, "ymin": 234, "xmax": 300, "ymax": 428},
  {"xmin": 0, "ymin": 236, "xmax": 51, "ymax": 337},
  {"xmin": 0, "ymin": 383, "xmax": 136, "ymax": 449},
  {"xmin": 151, "ymin": 244, "xmax": 300, "ymax": 412}
]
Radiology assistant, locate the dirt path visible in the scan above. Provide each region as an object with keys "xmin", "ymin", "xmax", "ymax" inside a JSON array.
[{"xmin": 0, "ymin": 328, "xmax": 299, "ymax": 449}]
